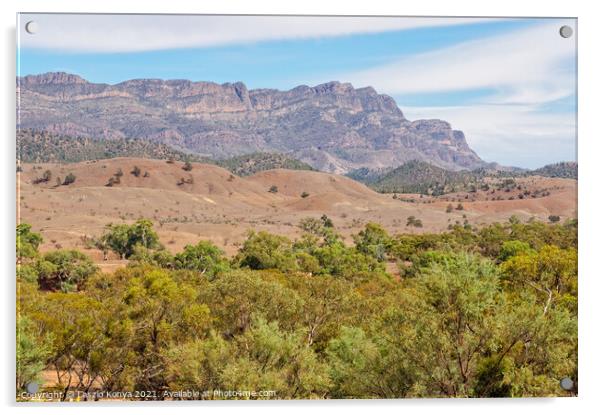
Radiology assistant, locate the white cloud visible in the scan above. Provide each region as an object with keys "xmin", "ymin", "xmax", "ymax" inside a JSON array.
[
  {"xmin": 339, "ymin": 20, "xmax": 576, "ymax": 105},
  {"xmin": 403, "ymin": 104, "xmax": 576, "ymax": 168},
  {"xmin": 18, "ymin": 14, "xmax": 498, "ymax": 53}
]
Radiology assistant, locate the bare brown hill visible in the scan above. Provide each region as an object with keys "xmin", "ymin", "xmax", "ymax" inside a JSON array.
[{"xmin": 18, "ymin": 158, "xmax": 576, "ymax": 260}]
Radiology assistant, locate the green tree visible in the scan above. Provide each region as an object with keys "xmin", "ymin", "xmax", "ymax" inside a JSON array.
[
  {"xmin": 501, "ymin": 245, "xmax": 577, "ymax": 314},
  {"xmin": 353, "ymin": 223, "xmax": 392, "ymax": 262},
  {"xmin": 165, "ymin": 332, "xmax": 232, "ymax": 395},
  {"xmin": 33, "ymin": 169, "xmax": 52, "ymax": 184},
  {"xmin": 129, "ymin": 245, "xmax": 175, "ymax": 269},
  {"xmin": 406, "ymin": 216, "xmax": 423, "ymax": 228},
  {"xmin": 167, "ymin": 317, "xmax": 331, "ymax": 399},
  {"xmin": 375, "ymin": 253, "xmax": 502, "ymax": 397},
  {"xmin": 16, "ymin": 316, "xmax": 52, "ymax": 391},
  {"xmin": 62, "ymin": 173, "xmax": 76, "ymax": 185},
  {"xmin": 174, "ymin": 241, "xmax": 229, "ymax": 279},
  {"xmin": 122, "ymin": 266, "xmax": 211, "ymax": 391},
  {"xmin": 389, "ymin": 233, "xmax": 441, "ymax": 262},
  {"xmin": 309, "ymin": 241, "xmax": 386, "ymax": 282},
  {"xmin": 477, "ymin": 222, "xmax": 510, "ymax": 258},
  {"xmin": 100, "ymin": 223, "xmax": 130, "ymax": 259},
  {"xmin": 326, "ymin": 327, "xmax": 379, "ymax": 398},
  {"xmin": 17, "ymin": 223, "xmax": 43, "ymax": 260},
  {"xmin": 320, "ymin": 214, "xmax": 334, "ymax": 228},
  {"xmin": 35, "ymin": 250, "xmax": 98, "ymax": 292},
  {"xmin": 289, "ymin": 275, "xmax": 359, "ymax": 348},
  {"xmin": 415, "ymin": 254, "xmax": 500, "ymax": 396},
  {"xmin": 509, "ymin": 215, "xmax": 521, "ymax": 225},
  {"xmin": 27, "ymin": 293, "xmax": 111, "ymax": 399},
  {"xmin": 100, "ymin": 219, "xmax": 161, "ymax": 259},
  {"xmin": 498, "ymin": 240, "xmax": 533, "ymax": 262},
  {"xmin": 220, "ymin": 316, "xmax": 331, "ymax": 399},
  {"xmin": 200, "ymin": 269, "xmax": 302, "ymax": 336},
  {"xmin": 234, "ymin": 231, "xmax": 297, "ymax": 271},
  {"xmin": 298, "ymin": 217, "xmax": 323, "ymax": 235},
  {"xmin": 469, "ymin": 289, "xmax": 577, "ymax": 397},
  {"xmin": 129, "ymin": 219, "xmax": 161, "ymax": 251}
]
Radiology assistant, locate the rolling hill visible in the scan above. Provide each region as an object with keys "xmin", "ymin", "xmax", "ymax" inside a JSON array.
[
  {"xmin": 17, "ymin": 129, "xmax": 209, "ymax": 164},
  {"xmin": 531, "ymin": 162, "xmax": 577, "ymax": 180},
  {"xmin": 215, "ymin": 152, "xmax": 315, "ymax": 176},
  {"xmin": 348, "ymin": 160, "xmax": 578, "ymax": 195},
  {"xmin": 18, "ymin": 157, "xmax": 576, "ymax": 259},
  {"xmin": 18, "ymin": 129, "xmax": 319, "ymax": 177},
  {"xmin": 347, "ymin": 160, "xmax": 479, "ymax": 195}
]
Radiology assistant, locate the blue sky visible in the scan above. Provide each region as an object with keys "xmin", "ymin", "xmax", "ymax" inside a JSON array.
[{"xmin": 17, "ymin": 14, "xmax": 577, "ymax": 168}]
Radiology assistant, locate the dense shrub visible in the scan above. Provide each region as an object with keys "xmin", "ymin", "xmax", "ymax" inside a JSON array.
[{"xmin": 16, "ymin": 218, "xmax": 578, "ymax": 399}]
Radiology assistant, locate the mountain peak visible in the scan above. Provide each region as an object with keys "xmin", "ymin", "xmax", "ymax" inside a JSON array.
[
  {"xmin": 312, "ymin": 81, "xmax": 354, "ymax": 94},
  {"xmin": 19, "ymin": 72, "xmax": 88, "ymax": 86}
]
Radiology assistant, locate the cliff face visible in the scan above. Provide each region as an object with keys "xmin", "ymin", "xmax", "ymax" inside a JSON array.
[{"xmin": 17, "ymin": 72, "xmax": 486, "ymax": 173}]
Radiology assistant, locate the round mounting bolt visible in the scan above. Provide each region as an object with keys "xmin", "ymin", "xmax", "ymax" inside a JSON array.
[{"xmin": 559, "ymin": 25, "xmax": 573, "ymax": 39}]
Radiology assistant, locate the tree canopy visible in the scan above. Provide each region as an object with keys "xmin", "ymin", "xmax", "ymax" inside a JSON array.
[{"xmin": 16, "ymin": 217, "xmax": 578, "ymax": 400}]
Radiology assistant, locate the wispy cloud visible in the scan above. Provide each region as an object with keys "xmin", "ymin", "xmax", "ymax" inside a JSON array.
[
  {"xmin": 339, "ymin": 20, "xmax": 576, "ymax": 106},
  {"xmin": 18, "ymin": 14, "xmax": 499, "ymax": 53}
]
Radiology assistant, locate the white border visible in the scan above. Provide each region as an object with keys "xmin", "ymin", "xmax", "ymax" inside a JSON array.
[{"xmin": 2, "ymin": 1, "xmax": 601, "ymax": 414}]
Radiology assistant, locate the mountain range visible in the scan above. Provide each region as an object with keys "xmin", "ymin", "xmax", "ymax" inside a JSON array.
[{"xmin": 17, "ymin": 72, "xmax": 487, "ymax": 173}]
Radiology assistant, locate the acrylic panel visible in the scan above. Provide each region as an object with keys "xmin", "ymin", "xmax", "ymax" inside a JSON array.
[{"xmin": 16, "ymin": 14, "xmax": 578, "ymax": 401}]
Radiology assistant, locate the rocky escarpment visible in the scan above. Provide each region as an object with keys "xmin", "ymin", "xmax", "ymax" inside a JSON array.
[{"xmin": 17, "ymin": 72, "xmax": 486, "ymax": 173}]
